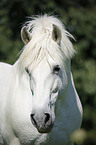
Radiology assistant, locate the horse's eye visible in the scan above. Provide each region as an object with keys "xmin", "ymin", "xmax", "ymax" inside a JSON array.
[{"xmin": 53, "ymin": 65, "xmax": 60, "ymax": 74}]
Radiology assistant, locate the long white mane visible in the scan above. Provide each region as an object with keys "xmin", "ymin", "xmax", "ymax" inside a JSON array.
[{"xmin": 19, "ymin": 14, "xmax": 75, "ymax": 70}]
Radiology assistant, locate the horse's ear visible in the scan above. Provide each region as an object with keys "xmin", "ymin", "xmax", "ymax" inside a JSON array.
[
  {"xmin": 52, "ymin": 24, "xmax": 61, "ymax": 44},
  {"xmin": 21, "ymin": 26, "xmax": 32, "ymax": 44}
]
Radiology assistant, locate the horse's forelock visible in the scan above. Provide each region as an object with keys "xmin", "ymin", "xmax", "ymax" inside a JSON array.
[{"xmin": 18, "ymin": 15, "xmax": 75, "ymax": 71}]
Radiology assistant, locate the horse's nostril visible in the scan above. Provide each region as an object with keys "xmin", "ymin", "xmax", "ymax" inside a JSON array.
[
  {"xmin": 30, "ymin": 114, "xmax": 37, "ymax": 127},
  {"xmin": 44, "ymin": 113, "xmax": 50, "ymax": 124}
]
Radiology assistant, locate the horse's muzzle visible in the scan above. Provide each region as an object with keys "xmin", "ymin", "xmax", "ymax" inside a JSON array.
[{"xmin": 30, "ymin": 113, "xmax": 54, "ymax": 133}]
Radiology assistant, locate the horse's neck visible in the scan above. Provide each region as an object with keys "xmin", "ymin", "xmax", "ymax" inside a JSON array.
[
  {"xmin": 56, "ymin": 62, "xmax": 83, "ymax": 124},
  {"xmin": 59, "ymin": 70, "xmax": 74, "ymax": 107},
  {"xmin": 62, "ymin": 59, "xmax": 78, "ymax": 105},
  {"xmin": 64, "ymin": 72, "xmax": 76, "ymax": 101},
  {"xmin": 62, "ymin": 70, "xmax": 82, "ymax": 113}
]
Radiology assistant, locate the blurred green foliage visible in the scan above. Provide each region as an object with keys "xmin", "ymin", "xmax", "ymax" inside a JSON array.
[{"xmin": 0, "ymin": 0, "xmax": 96, "ymax": 144}]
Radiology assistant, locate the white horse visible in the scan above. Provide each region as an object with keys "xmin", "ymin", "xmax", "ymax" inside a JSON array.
[{"xmin": 0, "ymin": 15, "xmax": 82, "ymax": 145}]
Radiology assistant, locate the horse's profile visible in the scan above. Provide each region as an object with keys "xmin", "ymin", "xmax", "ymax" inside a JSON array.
[{"xmin": 0, "ymin": 15, "xmax": 82, "ymax": 145}]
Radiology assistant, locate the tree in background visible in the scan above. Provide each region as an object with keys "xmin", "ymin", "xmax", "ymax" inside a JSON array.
[{"xmin": 0, "ymin": 0, "xmax": 96, "ymax": 144}]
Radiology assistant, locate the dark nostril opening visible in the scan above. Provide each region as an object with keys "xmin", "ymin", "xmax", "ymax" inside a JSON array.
[
  {"xmin": 30, "ymin": 114, "xmax": 37, "ymax": 127},
  {"xmin": 44, "ymin": 113, "xmax": 50, "ymax": 124}
]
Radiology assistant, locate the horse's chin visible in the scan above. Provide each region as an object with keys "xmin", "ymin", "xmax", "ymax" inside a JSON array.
[
  {"xmin": 37, "ymin": 127, "xmax": 53, "ymax": 133},
  {"xmin": 36, "ymin": 123, "xmax": 54, "ymax": 133}
]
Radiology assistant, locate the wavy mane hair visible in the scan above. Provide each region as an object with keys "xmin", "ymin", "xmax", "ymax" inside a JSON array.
[{"xmin": 18, "ymin": 15, "xmax": 75, "ymax": 71}]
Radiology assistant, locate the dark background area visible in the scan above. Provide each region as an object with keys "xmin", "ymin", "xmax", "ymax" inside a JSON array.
[{"xmin": 0, "ymin": 0, "xmax": 96, "ymax": 144}]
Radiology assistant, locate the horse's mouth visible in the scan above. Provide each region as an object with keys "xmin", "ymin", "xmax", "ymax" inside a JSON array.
[{"xmin": 37, "ymin": 124, "xmax": 54, "ymax": 133}]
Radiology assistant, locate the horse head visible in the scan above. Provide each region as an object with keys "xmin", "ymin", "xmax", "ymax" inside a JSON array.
[{"xmin": 19, "ymin": 15, "xmax": 75, "ymax": 133}]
